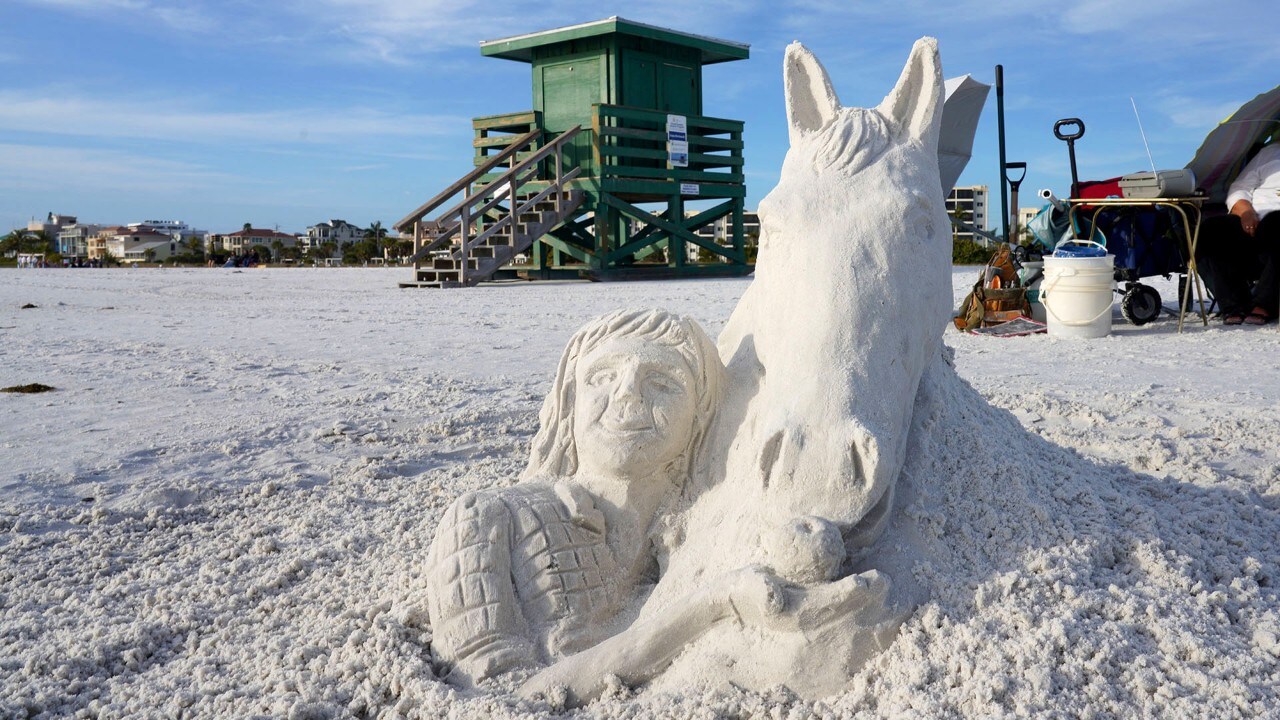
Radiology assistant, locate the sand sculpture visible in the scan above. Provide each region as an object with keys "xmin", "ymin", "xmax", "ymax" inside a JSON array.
[
  {"xmin": 425, "ymin": 37, "xmax": 953, "ymax": 705},
  {"xmin": 424, "ymin": 309, "xmax": 726, "ymax": 683}
]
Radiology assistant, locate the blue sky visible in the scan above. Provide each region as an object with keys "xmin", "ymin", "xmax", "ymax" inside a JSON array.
[{"xmin": 1, "ymin": 0, "xmax": 1274, "ymax": 235}]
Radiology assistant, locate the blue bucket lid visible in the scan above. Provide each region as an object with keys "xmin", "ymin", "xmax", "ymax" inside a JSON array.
[{"xmin": 1053, "ymin": 242, "xmax": 1107, "ymax": 258}]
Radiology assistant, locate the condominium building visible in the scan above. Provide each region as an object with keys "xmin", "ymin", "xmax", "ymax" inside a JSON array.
[
  {"xmin": 687, "ymin": 211, "xmax": 761, "ymax": 262},
  {"xmin": 101, "ymin": 227, "xmax": 180, "ymax": 263},
  {"xmin": 27, "ymin": 213, "xmax": 78, "ymax": 246},
  {"xmin": 57, "ymin": 223, "xmax": 103, "ymax": 259},
  {"xmin": 126, "ymin": 220, "xmax": 206, "ymax": 242},
  {"xmin": 211, "ymin": 227, "xmax": 298, "ymax": 257},
  {"xmin": 947, "ymin": 185, "xmax": 989, "ymax": 243},
  {"xmin": 304, "ymin": 219, "xmax": 365, "ymax": 251}
]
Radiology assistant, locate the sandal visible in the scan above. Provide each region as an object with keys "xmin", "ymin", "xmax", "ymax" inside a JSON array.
[
  {"xmin": 1224, "ymin": 314, "xmax": 1245, "ymax": 326},
  {"xmin": 1244, "ymin": 311, "xmax": 1271, "ymax": 325}
]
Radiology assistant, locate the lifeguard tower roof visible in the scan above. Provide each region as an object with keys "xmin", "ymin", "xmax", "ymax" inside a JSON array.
[{"xmin": 480, "ymin": 16, "xmax": 750, "ymax": 65}]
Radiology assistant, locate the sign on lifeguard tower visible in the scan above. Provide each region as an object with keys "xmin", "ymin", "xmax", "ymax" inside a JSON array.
[{"xmin": 668, "ymin": 114, "xmax": 689, "ymax": 167}]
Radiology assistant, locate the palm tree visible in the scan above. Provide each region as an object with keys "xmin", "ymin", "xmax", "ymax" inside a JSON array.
[
  {"xmin": 270, "ymin": 239, "xmax": 284, "ymax": 263},
  {"xmin": 24, "ymin": 229, "xmax": 51, "ymax": 255},
  {"xmin": 2, "ymin": 228, "xmax": 26, "ymax": 256},
  {"xmin": 364, "ymin": 221, "xmax": 386, "ymax": 258}
]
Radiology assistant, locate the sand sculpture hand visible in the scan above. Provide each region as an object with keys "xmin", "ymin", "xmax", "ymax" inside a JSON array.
[
  {"xmin": 518, "ymin": 565, "xmax": 783, "ymax": 707},
  {"xmin": 766, "ymin": 570, "xmax": 895, "ymax": 633}
]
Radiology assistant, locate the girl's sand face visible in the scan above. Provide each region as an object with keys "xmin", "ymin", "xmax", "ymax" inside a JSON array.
[{"xmin": 573, "ymin": 337, "xmax": 699, "ymax": 479}]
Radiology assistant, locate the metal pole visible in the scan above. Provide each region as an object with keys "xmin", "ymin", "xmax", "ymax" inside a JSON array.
[
  {"xmin": 413, "ymin": 221, "xmax": 421, "ymax": 272},
  {"xmin": 459, "ymin": 205, "xmax": 469, "ymax": 286},
  {"xmin": 995, "ymin": 65, "xmax": 1011, "ymax": 244}
]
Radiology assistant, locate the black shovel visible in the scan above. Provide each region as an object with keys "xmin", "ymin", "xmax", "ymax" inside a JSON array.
[{"xmin": 1054, "ymin": 118, "xmax": 1085, "ymax": 198}]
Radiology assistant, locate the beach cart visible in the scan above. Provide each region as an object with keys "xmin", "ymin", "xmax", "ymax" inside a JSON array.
[{"xmin": 1029, "ymin": 118, "xmax": 1205, "ymax": 327}]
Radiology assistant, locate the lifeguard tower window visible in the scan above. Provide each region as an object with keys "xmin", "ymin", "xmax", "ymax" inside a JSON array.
[{"xmin": 620, "ymin": 51, "xmax": 697, "ymax": 115}]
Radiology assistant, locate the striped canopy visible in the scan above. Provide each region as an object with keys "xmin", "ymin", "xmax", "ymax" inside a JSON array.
[{"xmin": 1186, "ymin": 84, "xmax": 1280, "ymax": 204}]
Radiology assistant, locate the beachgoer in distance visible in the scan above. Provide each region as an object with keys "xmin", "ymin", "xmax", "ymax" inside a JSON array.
[{"xmin": 1197, "ymin": 142, "xmax": 1280, "ymax": 325}]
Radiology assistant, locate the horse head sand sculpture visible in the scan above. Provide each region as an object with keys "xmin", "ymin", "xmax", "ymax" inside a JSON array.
[
  {"xmin": 723, "ymin": 37, "xmax": 950, "ymax": 529},
  {"xmin": 604, "ymin": 37, "xmax": 954, "ymax": 699},
  {"xmin": 654, "ymin": 36, "xmax": 952, "ymax": 604}
]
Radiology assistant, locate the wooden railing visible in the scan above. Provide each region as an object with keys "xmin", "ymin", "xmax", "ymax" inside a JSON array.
[
  {"xmin": 399, "ymin": 126, "xmax": 583, "ymax": 280},
  {"xmin": 473, "ymin": 110, "xmax": 542, "ymax": 164},
  {"xmin": 394, "ymin": 127, "xmax": 541, "ymax": 235},
  {"xmin": 593, "ymin": 104, "xmax": 744, "ymax": 187}
]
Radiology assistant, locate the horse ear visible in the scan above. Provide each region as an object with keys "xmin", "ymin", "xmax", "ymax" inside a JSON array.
[
  {"xmin": 877, "ymin": 37, "xmax": 943, "ymax": 143},
  {"xmin": 784, "ymin": 42, "xmax": 841, "ymax": 143}
]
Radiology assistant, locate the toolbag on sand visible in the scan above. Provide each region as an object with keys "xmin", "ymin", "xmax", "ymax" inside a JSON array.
[{"xmin": 954, "ymin": 245, "xmax": 1032, "ymax": 331}]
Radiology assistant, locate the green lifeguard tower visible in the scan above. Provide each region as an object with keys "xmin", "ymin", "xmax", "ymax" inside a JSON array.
[{"xmin": 395, "ymin": 17, "xmax": 751, "ymax": 287}]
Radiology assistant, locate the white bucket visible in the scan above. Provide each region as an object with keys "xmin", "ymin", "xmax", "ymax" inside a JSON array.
[{"xmin": 1041, "ymin": 244, "xmax": 1115, "ymax": 338}]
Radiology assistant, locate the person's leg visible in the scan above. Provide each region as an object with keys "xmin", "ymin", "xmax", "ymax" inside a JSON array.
[
  {"xmin": 1196, "ymin": 215, "xmax": 1254, "ymax": 317},
  {"xmin": 1247, "ymin": 212, "xmax": 1280, "ymax": 317}
]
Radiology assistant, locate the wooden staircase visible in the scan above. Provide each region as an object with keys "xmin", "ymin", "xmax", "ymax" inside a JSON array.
[{"xmin": 396, "ymin": 126, "xmax": 585, "ymax": 288}]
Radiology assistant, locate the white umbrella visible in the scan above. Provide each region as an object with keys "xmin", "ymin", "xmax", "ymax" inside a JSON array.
[
  {"xmin": 939, "ymin": 75, "xmax": 991, "ymax": 194},
  {"xmin": 1186, "ymin": 84, "xmax": 1280, "ymax": 204}
]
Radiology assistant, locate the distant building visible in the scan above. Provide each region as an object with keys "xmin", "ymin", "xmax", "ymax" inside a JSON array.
[
  {"xmin": 127, "ymin": 219, "xmax": 205, "ymax": 243},
  {"xmin": 304, "ymin": 219, "xmax": 365, "ymax": 252},
  {"xmin": 87, "ymin": 226, "xmax": 121, "ymax": 260},
  {"xmin": 26, "ymin": 213, "xmax": 78, "ymax": 248},
  {"xmin": 211, "ymin": 227, "xmax": 298, "ymax": 258},
  {"xmin": 57, "ymin": 223, "xmax": 103, "ymax": 259},
  {"xmin": 28, "ymin": 212, "xmax": 77, "ymax": 233},
  {"xmin": 102, "ymin": 227, "xmax": 179, "ymax": 263},
  {"xmin": 947, "ymin": 185, "xmax": 989, "ymax": 244},
  {"xmin": 1016, "ymin": 206, "xmax": 1039, "ymax": 243},
  {"xmin": 686, "ymin": 211, "xmax": 760, "ymax": 262}
]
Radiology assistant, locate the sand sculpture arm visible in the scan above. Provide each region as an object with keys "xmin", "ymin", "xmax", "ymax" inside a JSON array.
[
  {"xmin": 519, "ymin": 566, "xmax": 898, "ymax": 707},
  {"xmin": 425, "ymin": 491, "xmax": 536, "ymax": 685},
  {"xmin": 517, "ymin": 566, "xmax": 784, "ymax": 706}
]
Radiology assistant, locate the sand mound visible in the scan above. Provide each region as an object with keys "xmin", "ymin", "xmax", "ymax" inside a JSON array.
[{"xmin": 2, "ymin": 354, "xmax": 1276, "ymax": 718}]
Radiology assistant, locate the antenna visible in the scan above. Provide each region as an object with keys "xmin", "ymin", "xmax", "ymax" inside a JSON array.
[{"xmin": 1131, "ymin": 97, "xmax": 1157, "ymax": 174}]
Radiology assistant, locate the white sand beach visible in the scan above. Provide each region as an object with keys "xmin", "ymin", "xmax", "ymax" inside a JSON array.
[{"xmin": 2, "ymin": 267, "xmax": 1277, "ymax": 718}]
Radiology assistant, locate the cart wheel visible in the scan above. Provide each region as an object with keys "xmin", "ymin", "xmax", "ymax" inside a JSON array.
[{"xmin": 1121, "ymin": 284, "xmax": 1161, "ymax": 325}]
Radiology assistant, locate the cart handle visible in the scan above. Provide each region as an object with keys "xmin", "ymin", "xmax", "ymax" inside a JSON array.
[{"xmin": 1054, "ymin": 118, "xmax": 1085, "ymax": 141}]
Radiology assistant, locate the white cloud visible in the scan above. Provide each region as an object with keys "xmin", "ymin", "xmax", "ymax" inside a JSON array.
[
  {"xmin": 1158, "ymin": 95, "xmax": 1246, "ymax": 132},
  {"xmin": 15, "ymin": 0, "xmax": 218, "ymax": 33},
  {"xmin": 290, "ymin": 0, "xmax": 769, "ymax": 62},
  {"xmin": 0, "ymin": 92, "xmax": 461, "ymax": 146},
  {"xmin": 0, "ymin": 143, "xmax": 237, "ymax": 194}
]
